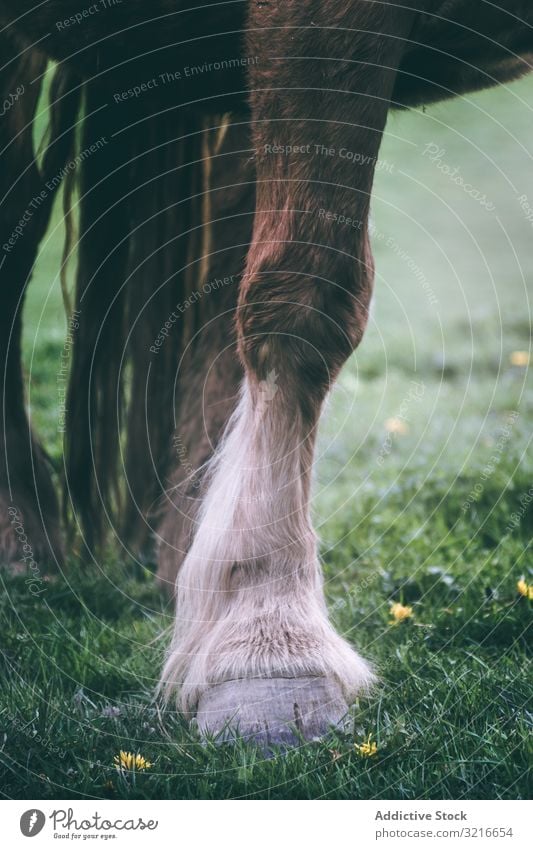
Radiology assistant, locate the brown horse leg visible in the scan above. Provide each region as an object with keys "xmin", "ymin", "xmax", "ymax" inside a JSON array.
[
  {"xmin": 156, "ymin": 121, "xmax": 254, "ymax": 590},
  {"xmin": 160, "ymin": 5, "xmax": 414, "ymax": 747}
]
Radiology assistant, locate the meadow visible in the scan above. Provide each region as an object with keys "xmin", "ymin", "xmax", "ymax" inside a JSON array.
[{"xmin": 1, "ymin": 75, "xmax": 532, "ymax": 799}]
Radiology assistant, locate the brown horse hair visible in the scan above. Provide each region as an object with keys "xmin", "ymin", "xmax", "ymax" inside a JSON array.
[
  {"xmin": 61, "ymin": 80, "xmax": 220, "ymax": 557},
  {"xmin": 0, "ymin": 36, "xmax": 82, "ymax": 563}
]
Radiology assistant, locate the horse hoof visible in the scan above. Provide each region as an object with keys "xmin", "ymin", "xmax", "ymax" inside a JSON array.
[{"xmin": 195, "ymin": 677, "xmax": 350, "ymax": 752}]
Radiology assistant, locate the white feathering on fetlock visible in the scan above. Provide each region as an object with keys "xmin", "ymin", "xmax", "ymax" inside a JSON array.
[{"xmin": 159, "ymin": 382, "xmax": 375, "ymax": 716}]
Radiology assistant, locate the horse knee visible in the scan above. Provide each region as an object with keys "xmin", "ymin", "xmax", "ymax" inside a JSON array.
[{"xmin": 237, "ymin": 243, "xmax": 374, "ymax": 402}]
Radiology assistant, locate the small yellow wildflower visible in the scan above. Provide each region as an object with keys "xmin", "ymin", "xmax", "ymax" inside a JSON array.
[
  {"xmin": 517, "ymin": 579, "xmax": 533, "ymax": 600},
  {"xmin": 390, "ymin": 602, "xmax": 414, "ymax": 624},
  {"xmin": 385, "ymin": 417, "xmax": 409, "ymax": 435},
  {"xmin": 355, "ymin": 735, "xmax": 378, "ymax": 757},
  {"xmin": 510, "ymin": 351, "xmax": 530, "ymax": 367},
  {"xmin": 114, "ymin": 751, "xmax": 152, "ymax": 772}
]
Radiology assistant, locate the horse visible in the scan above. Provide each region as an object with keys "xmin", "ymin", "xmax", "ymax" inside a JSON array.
[{"xmin": 0, "ymin": 1, "xmax": 531, "ymax": 749}]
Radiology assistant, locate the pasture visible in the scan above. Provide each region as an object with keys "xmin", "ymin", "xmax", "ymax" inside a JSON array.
[{"xmin": 1, "ymin": 75, "xmax": 532, "ymax": 800}]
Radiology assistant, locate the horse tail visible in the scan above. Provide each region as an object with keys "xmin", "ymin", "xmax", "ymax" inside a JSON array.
[
  {"xmin": 64, "ymin": 81, "xmax": 210, "ymax": 555},
  {"xmin": 0, "ymin": 44, "xmax": 82, "ymax": 281},
  {"xmin": 0, "ymin": 35, "xmax": 81, "ymax": 563}
]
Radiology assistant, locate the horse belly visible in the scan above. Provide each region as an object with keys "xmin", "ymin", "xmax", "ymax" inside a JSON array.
[
  {"xmin": 0, "ymin": 0, "xmax": 247, "ymax": 111},
  {"xmin": 394, "ymin": 0, "xmax": 533, "ymax": 106}
]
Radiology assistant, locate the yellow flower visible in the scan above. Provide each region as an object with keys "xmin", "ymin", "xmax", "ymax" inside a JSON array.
[
  {"xmin": 510, "ymin": 351, "xmax": 530, "ymax": 367},
  {"xmin": 355, "ymin": 735, "xmax": 378, "ymax": 757},
  {"xmin": 517, "ymin": 579, "xmax": 533, "ymax": 600},
  {"xmin": 385, "ymin": 417, "xmax": 409, "ymax": 435},
  {"xmin": 114, "ymin": 751, "xmax": 152, "ymax": 772},
  {"xmin": 390, "ymin": 602, "xmax": 414, "ymax": 624}
]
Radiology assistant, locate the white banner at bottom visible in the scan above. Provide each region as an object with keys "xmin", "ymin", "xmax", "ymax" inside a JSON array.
[{"xmin": 2, "ymin": 799, "xmax": 530, "ymax": 848}]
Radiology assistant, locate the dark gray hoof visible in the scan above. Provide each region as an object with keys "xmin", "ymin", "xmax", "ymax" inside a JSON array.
[{"xmin": 195, "ymin": 676, "xmax": 350, "ymax": 752}]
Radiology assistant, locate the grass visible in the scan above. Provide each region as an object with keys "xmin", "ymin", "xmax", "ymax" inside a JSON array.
[{"xmin": 1, "ymin": 76, "xmax": 532, "ymax": 799}]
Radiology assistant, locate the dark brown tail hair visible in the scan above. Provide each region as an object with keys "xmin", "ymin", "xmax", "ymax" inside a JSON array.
[
  {"xmin": 2, "ymin": 34, "xmax": 220, "ymax": 557},
  {"xmin": 0, "ymin": 40, "xmax": 82, "ymax": 563},
  {"xmin": 0, "ymin": 49, "xmax": 82, "ymax": 275},
  {"xmin": 61, "ymin": 80, "xmax": 211, "ymax": 556}
]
